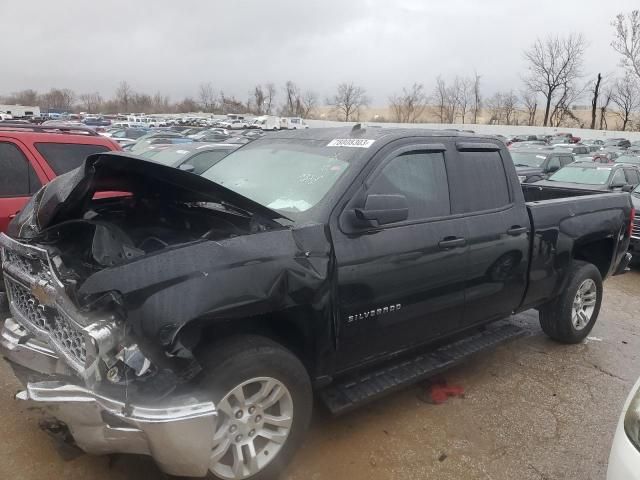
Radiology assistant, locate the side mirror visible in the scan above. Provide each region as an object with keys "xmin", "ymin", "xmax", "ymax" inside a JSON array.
[
  {"xmin": 179, "ymin": 163, "xmax": 195, "ymax": 173},
  {"xmin": 622, "ymin": 184, "xmax": 634, "ymax": 192},
  {"xmin": 353, "ymin": 194, "xmax": 409, "ymax": 227},
  {"xmin": 547, "ymin": 164, "xmax": 560, "ymax": 173},
  {"xmin": 611, "ymin": 181, "xmax": 627, "ymax": 189}
]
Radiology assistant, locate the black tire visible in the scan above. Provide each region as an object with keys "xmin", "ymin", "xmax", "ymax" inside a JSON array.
[
  {"xmin": 197, "ymin": 335, "xmax": 312, "ymax": 480},
  {"xmin": 538, "ymin": 260, "xmax": 603, "ymax": 343}
]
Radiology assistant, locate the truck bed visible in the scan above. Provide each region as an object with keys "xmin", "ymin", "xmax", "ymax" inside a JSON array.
[
  {"xmin": 519, "ymin": 183, "xmax": 633, "ymax": 311},
  {"xmin": 522, "ymin": 183, "xmax": 603, "ymax": 202}
]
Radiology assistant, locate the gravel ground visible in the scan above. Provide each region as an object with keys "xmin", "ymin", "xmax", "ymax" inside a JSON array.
[{"xmin": 1, "ymin": 271, "xmax": 639, "ymax": 480}]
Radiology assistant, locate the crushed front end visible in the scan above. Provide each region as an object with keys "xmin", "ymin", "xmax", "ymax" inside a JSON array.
[{"xmin": 0, "ymin": 233, "xmax": 217, "ymax": 477}]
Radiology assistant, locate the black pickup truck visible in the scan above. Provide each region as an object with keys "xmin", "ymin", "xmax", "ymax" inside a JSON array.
[{"xmin": 0, "ymin": 127, "xmax": 633, "ymax": 479}]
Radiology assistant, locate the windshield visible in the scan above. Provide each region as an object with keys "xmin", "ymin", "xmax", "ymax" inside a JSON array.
[
  {"xmin": 201, "ymin": 138, "xmax": 358, "ymax": 213},
  {"xmin": 548, "ymin": 166, "xmax": 611, "ymax": 185},
  {"xmin": 510, "ymin": 151, "xmax": 547, "ymax": 168}
]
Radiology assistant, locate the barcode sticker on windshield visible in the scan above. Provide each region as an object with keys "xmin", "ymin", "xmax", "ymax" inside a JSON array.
[{"xmin": 327, "ymin": 138, "xmax": 375, "ymax": 148}]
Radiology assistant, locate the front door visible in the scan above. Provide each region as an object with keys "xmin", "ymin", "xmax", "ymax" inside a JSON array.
[{"xmin": 333, "ymin": 142, "xmax": 469, "ymax": 369}]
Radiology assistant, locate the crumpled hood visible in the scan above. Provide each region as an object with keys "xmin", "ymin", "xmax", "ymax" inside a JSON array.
[{"xmin": 8, "ymin": 152, "xmax": 285, "ymax": 239}]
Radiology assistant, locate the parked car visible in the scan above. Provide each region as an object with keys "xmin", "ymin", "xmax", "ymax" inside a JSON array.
[
  {"xmin": 626, "ymin": 184, "xmax": 640, "ymax": 263},
  {"xmin": 553, "ymin": 144, "xmax": 590, "ymax": 155},
  {"xmin": 101, "ymin": 128, "xmax": 148, "ymax": 145},
  {"xmin": 140, "ymin": 142, "xmax": 240, "ymax": 174},
  {"xmin": 509, "ymin": 140, "xmax": 547, "ymax": 149},
  {"xmin": 511, "ymin": 148, "xmax": 574, "ymax": 183},
  {"xmin": 219, "ymin": 119, "xmax": 249, "ymax": 130},
  {"xmin": 605, "ymin": 138, "xmax": 632, "ymax": 149},
  {"xmin": 583, "ymin": 139, "xmax": 605, "ymax": 147},
  {"xmin": 0, "ymin": 123, "xmax": 122, "ymax": 233},
  {"xmin": 607, "ymin": 376, "xmax": 640, "ymax": 479},
  {"xmin": 534, "ymin": 161, "xmax": 640, "ymax": 191},
  {"xmin": 128, "ymin": 131, "xmax": 186, "ymax": 153},
  {"xmin": 616, "ymin": 154, "xmax": 640, "ymax": 166},
  {"xmin": 82, "ymin": 116, "xmax": 111, "ymax": 127},
  {"xmin": 0, "ymin": 127, "xmax": 633, "ymax": 478},
  {"xmin": 132, "ymin": 137, "xmax": 195, "ymax": 155}
]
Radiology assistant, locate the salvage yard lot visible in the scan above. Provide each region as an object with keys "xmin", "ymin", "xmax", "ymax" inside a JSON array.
[{"xmin": 0, "ymin": 272, "xmax": 638, "ymax": 480}]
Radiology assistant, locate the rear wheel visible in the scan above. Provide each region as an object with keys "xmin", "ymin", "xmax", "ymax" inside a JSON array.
[
  {"xmin": 539, "ymin": 260, "xmax": 602, "ymax": 343},
  {"xmin": 197, "ymin": 335, "xmax": 312, "ymax": 480}
]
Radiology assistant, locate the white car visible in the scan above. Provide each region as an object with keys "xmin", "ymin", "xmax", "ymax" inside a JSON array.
[
  {"xmin": 219, "ymin": 119, "xmax": 248, "ymax": 130},
  {"xmin": 607, "ymin": 376, "xmax": 640, "ymax": 479}
]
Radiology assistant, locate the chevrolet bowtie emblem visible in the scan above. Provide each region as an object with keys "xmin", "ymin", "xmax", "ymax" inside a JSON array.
[{"xmin": 31, "ymin": 281, "xmax": 54, "ymax": 307}]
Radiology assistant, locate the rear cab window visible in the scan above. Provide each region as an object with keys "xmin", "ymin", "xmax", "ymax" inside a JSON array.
[
  {"xmin": 449, "ymin": 148, "xmax": 511, "ymax": 214},
  {"xmin": 34, "ymin": 143, "xmax": 111, "ymax": 175}
]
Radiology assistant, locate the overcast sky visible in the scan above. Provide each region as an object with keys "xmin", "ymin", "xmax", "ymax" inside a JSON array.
[{"xmin": 1, "ymin": 0, "xmax": 637, "ymax": 105}]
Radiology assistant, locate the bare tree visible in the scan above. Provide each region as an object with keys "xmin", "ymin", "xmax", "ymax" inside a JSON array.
[
  {"xmin": 503, "ymin": 90, "xmax": 519, "ymax": 125},
  {"xmin": 328, "ymin": 82, "xmax": 369, "ymax": 121},
  {"xmin": 599, "ymin": 86, "xmax": 613, "ymax": 130},
  {"xmin": 523, "ymin": 33, "xmax": 586, "ymax": 126},
  {"xmin": 612, "ymin": 11, "xmax": 640, "ymax": 82},
  {"xmin": 5, "ymin": 89, "xmax": 39, "ymax": 106},
  {"xmin": 472, "ymin": 72, "xmax": 482, "ymax": 124},
  {"xmin": 521, "ymin": 89, "xmax": 538, "ymax": 126},
  {"xmin": 611, "ymin": 72, "xmax": 640, "ymax": 130},
  {"xmin": 40, "ymin": 88, "xmax": 75, "ymax": 111},
  {"xmin": 549, "ymin": 81, "xmax": 585, "ymax": 127},
  {"xmin": 590, "ymin": 73, "xmax": 603, "ymax": 129},
  {"xmin": 281, "ymin": 81, "xmax": 301, "ymax": 116},
  {"xmin": 198, "ymin": 83, "xmax": 216, "ymax": 112},
  {"xmin": 457, "ymin": 77, "xmax": 473, "ymax": 124},
  {"xmin": 433, "ymin": 76, "xmax": 448, "ymax": 123},
  {"xmin": 301, "ymin": 91, "xmax": 318, "ymax": 118},
  {"xmin": 388, "ymin": 83, "xmax": 428, "ymax": 123},
  {"xmin": 79, "ymin": 92, "xmax": 102, "ymax": 113},
  {"xmin": 485, "ymin": 91, "xmax": 518, "ymax": 125},
  {"xmin": 251, "ymin": 85, "xmax": 266, "ymax": 115},
  {"xmin": 264, "ymin": 83, "xmax": 276, "ymax": 115},
  {"xmin": 115, "ymin": 81, "xmax": 133, "ymax": 112}
]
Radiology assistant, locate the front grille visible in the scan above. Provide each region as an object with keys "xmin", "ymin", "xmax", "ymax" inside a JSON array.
[
  {"xmin": 633, "ymin": 220, "xmax": 640, "ymax": 239},
  {"xmin": 5, "ymin": 277, "xmax": 87, "ymax": 367},
  {"xmin": 4, "ymin": 250, "xmax": 50, "ymax": 279}
]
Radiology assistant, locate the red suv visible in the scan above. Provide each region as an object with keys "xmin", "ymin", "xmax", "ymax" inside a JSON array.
[{"xmin": 0, "ymin": 124, "xmax": 122, "ymax": 232}]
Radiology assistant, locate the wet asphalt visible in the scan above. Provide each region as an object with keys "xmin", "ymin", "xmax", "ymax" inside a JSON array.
[{"xmin": 0, "ymin": 270, "xmax": 639, "ymax": 480}]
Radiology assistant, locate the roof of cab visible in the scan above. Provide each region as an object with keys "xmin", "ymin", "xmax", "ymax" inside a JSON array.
[{"xmin": 267, "ymin": 126, "xmax": 498, "ymax": 144}]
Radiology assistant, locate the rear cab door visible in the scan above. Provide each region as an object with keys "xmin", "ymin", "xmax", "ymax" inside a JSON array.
[
  {"xmin": 447, "ymin": 141, "xmax": 531, "ymax": 327},
  {"xmin": 0, "ymin": 138, "xmax": 45, "ymax": 232}
]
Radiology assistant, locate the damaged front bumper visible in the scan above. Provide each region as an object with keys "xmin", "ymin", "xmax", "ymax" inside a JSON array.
[{"xmin": 1, "ymin": 317, "xmax": 218, "ymax": 477}]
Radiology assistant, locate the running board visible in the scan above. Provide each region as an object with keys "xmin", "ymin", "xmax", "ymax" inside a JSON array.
[{"xmin": 320, "ymin": 321, "xmax": 526, "ymax": 415}]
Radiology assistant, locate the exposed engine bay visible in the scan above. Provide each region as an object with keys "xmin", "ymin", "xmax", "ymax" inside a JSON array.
[{"xmin": 30, "ymin": 195, "xmax": 262, "ymax": 286}]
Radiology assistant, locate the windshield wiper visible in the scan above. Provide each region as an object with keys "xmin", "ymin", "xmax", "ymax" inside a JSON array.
[{"xmin": 514, "ymin": 163, "xmax": 533, "ymax": 167}]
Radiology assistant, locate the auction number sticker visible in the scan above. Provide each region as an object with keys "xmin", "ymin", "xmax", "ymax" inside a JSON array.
[{"xmin": 327, "ymin": 138, "xmax": 375, "ymax": 148}]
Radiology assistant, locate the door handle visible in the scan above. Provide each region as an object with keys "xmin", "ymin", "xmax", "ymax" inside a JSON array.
[
  {"xmin": 507, "ymin": 226, "xmax": 527, "ymax": 236},
  {"xmin": 438, "ymin": 237, "xmax": 466, "ymax": 249}
]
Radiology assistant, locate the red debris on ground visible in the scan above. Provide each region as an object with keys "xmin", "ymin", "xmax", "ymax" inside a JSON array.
[{"xmin": 421, "ymin": 377, "xmax": 465, "ymax": 404}]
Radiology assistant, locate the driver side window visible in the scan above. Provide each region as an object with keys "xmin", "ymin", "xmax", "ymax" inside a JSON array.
[{"xmin": 368, "ymin": 151, "xmax": 450, "ymax": 221}]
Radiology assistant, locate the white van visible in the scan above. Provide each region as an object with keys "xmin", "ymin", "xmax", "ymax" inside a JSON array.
[
  {"xmin": 281, "ymin": 117, "xmax": 309, "ymax": 130},
  {"xmin": 256, "ymin": 115, "xmax": 281, "ymax": 131}
]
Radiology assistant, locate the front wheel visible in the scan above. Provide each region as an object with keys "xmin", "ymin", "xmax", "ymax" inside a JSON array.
[
  {"xmin": 197, "ymin": 335, "xmax": 312, "ymax": 480},
  {"xmin": 538, "ymin": 260, "xmax": 603, "ymax": 343}
]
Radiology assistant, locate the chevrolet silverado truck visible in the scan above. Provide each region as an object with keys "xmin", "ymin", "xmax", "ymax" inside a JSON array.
[{"xmin": 0, "ymin": 127, "xmax": 634, "ymax": 480}]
